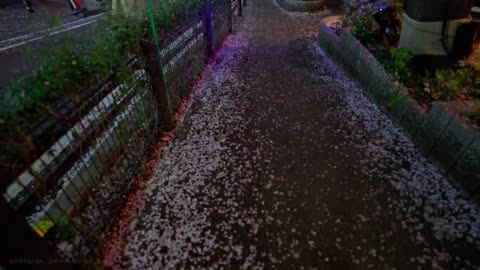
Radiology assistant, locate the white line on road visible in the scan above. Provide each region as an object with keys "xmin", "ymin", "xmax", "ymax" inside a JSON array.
[{"xmin": 0, "ymin": 12, "xmax": 106, "ymax": 52}]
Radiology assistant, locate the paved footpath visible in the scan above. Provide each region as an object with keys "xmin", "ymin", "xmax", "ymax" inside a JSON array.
[{"xmin": 110, "ymin": 0, "xmax": 480, "ymax": 269}]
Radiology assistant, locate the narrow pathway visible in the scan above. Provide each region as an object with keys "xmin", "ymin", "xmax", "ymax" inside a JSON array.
[{"xmin": 112, "ymin": 1, "xmax": 480, "ymax": 269}]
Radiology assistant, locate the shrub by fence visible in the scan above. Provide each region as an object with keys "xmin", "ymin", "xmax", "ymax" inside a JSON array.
[{"xmin": 0, "ymin": 0, "xmax": 243, "ymax": 267}]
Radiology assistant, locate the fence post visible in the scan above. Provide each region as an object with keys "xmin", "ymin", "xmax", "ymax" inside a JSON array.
[
  {"xmin": 228, "ymin": 1, "xmax": 233, "ymax": 33},
  {"xmin": 205, "ymin": 4, "xmax": 214, "ymax": 58},
  {"xmin": 0, "ymin": 197, "xmax": 71, "ymax": 269},
  {"xmin": 237, "ymin": 0, "xmax": 242, "ymax": 16},
  {"xmin": 243, "ymin": 0, "xmax": 246, "ymax": 7},
  {"xmin": 141, "ymin": 40, "xmax": 175, "ymax": 131}
]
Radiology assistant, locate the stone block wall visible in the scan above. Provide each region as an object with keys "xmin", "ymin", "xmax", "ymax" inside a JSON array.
[{"xmin": 318, "ymin": 23, "xmax": 480, "ymax": 200}]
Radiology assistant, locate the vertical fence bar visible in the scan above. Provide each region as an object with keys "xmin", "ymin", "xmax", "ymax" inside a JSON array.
[
  {"xmin": 243, "ymin": 0, "xmax": 246, "ymax": 7},
  {"xmin": 238, "ymin": 0, "xmax": 242, "ymax": 16},
  {"xmin": 26, "ymin": 167, "xmax": 97, "ymax": 258},
  {"xmin": 205, "ymin": 3, "xmax": 214, "ymax": 59},
  {"xmin": 141, "ymin": 41, "xmax": 176, "ymax": 131},
  {"xmin": 146, "ymin": 0, "xmax": 175, "ymax": 129},
  {"xmin": 228, "ymin": 1, "xmax": 233, "ymax": 33}
]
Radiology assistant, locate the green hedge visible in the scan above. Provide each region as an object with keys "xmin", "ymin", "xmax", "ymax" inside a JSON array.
[
  {"xmin": 0, "ymin": 0, "xmax": 206, "ymax": 116},
  {"xmin": 0, "ymin": 0, "xmax": 212, "ymax": 173}
]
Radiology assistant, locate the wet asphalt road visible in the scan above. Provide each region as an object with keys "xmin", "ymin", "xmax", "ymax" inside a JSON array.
[
  {"xmin": 0, "ymin": 0, "xmax": 101, "ymax": 41},
  {"xmin": 103, "ymin": 0, "xmax": 480, "ymax": 269},
  {"xmin": 0, "ymin": 0, "xmax": 103, "ymax": 88}
]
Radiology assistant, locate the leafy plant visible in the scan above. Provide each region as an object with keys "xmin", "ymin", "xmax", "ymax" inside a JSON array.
[
  {"xmin": 0, "ymin": 0, "xmax": 207, "ymax": 115},
  {"xmin": 340, "ymin": 1, "xmax": 480, "ymax": 107},
  {"xmin": 56, "ymin": 216, "xmax": 75, "ymax": 240},
  {"xmin": 0, "ymin": 0, "xmax": 213, "ymax": 166},
  {"xmin": 390, "ymin": 47, "xmax": 413, "ymax": 79},
  {"xmin": 391, "ymin": 0, "xmax": 404, "ymax": 19},
  {"xmin": 342, "ymin": 0, "xmax": 380, "ymax": 44},
  {"xmin": 386, "ymin": 91, "xmax": 406, "ymax": 109},
  {"xmin": 423, "ymin": 67, "xmax": 480, "ymax": 101},
  {"xmin": 429, "ymin": 70, "xmax": 460, "ymax": 100},
  {"xmin": 33, "ymin": 219, "xmax": 55, "ymax": 238}
]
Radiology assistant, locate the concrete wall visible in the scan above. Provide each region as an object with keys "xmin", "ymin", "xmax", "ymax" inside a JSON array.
[{"xmin": 317, "ymin": 23, "xmax": 480, "ymax": 201}]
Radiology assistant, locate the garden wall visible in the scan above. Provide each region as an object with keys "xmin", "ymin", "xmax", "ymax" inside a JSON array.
[{"xmin": 317, "ymin": 23, "xmax": 480, "ymax": 201}]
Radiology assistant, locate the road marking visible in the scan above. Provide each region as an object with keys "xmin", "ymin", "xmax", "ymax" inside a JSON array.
[{"xmin": 0, "ymin": 13, "xmax": 106, "ymax": 52}]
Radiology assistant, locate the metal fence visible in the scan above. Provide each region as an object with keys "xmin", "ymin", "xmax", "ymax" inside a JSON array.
[{"xmin": 0, "ymin": 0, "xmax": 243, "ymax": 267}]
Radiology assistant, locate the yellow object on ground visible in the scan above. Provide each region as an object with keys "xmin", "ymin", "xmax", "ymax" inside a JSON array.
[{"xmin": 32, "ymin": 220, "xmax": 55, "ymax": 238}]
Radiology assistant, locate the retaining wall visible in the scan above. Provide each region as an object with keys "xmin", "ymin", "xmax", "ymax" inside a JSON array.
[{"xmin": 317, "ymin": 23, "xmax": 480, "ymax": 201}]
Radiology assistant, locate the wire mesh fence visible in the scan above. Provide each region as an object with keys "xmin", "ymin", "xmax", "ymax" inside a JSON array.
[
  {"xmin": 2, "ymin": 58, "xmax": 159, "ymax": 263},
  {"xmin": 1, "ymin": 0, "xmax": 237, "ymax": 267},
  {"xmin": 159, "ymin": 6, "xmax": 207, "ymax": 111}
]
